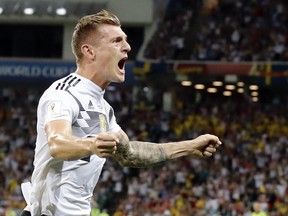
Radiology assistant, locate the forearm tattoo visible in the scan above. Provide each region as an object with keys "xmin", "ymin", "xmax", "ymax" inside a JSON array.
[{"xmin": 114, "ymin": 132, "xmax": 169, "ymax": 168}]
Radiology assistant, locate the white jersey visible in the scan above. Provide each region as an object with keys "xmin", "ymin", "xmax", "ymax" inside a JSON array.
[{"xmin": 29, "ymin": 73, "xmax": 121, "ymax": 216}]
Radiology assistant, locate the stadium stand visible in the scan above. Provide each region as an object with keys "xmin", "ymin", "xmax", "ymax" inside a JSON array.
[
  {"xmin": 0, "ymin": 84, "xmax": 287, "ymax": 215},
  {"xmin": 0, "ymin": 0, "xmax": 288, "ymax": 215},
  {"xmin": 144, "ymin": 0, "xmax": 288, "ymax": 61}
]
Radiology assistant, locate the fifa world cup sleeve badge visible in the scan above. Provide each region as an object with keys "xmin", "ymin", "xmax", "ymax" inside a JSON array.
[{"xmin": 47, "ymin": 101, "xmax": 62, "ymax": 117}]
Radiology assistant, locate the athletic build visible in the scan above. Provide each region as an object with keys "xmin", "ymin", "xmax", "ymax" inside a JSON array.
[{"xmin": 21, "ymin": 10, "xmax": 222, "ymax": 216}]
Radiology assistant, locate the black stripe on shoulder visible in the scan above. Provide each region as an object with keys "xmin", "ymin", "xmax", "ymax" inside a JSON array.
[
  {"xmin": 68, "ymin": 76, "xmax": 77, "ymax": 85},
  {"xmin": 55, "ymin": 75, "xmax": 81, "ymax": 90},
  {"xmin": 60, "ymin": 83, "xmax": 66, "ymax": 90},
  {"xmin": 73, "ymin": 79, "xmax": 81, "ymax": 86},
  {"xmin": 55, "ymin": 83, "xmax": 61, "ymax": 90},
  {"xmin": 63, "ymin": 75, "xmax": 73, "ymax": 83}
]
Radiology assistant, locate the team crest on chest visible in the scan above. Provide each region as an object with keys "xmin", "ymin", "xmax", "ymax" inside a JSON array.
[{"xmin": 99, "ymin": 114, "xmax": 107, "ymax": 132}]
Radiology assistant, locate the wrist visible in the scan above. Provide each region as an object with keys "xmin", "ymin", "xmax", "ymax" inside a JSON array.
[
  {"xmin": 169, "ymin": 140, "xmax": 191, "ymax": 159},
  {"xmin": 86, "ymin": 135, "xmax": 98, "ymax": 155}
]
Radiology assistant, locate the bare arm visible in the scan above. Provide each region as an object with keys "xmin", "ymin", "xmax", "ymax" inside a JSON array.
[
  {"xmin": 45, "ymin": 119, "xmax": 118, "ymax": 160},
  {"xmin": 113, "ymin": 130, "xmax": 222, "ymax": 168},
  {"xmin": 45, "ymin": 120, "xmax": 221, "ymax": 164}
]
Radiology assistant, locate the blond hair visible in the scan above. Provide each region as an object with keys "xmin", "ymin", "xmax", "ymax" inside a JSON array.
[{"xmin": 71, "ymin": 10, "xmax": 121, "ymax": 64}]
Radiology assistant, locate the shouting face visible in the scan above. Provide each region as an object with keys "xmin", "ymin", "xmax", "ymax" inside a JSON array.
[{"xmin": 91, "ymin": 24, "xmax": 131, "ymax": 88}]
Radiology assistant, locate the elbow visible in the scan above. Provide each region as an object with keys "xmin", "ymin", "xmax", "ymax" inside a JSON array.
[
  {"xmin": 113, "ymin": 156, "xmax": 129, "ymax": 167},
  {"xmin": 113, "ymin": 155, "xmax": 137, "ymax": 168},
  {"xmin": 119, "ymin": 161, "xmax": 148, "ymax": 168},
  {"xmin": 49, "ymin": 145, "xmax": 59, "ymax": 159},
  {"xmin": 117, "ymin": 161, "xmax": 127, "ymax": 167},
  {"xmin": 114, "ymin": 156, "xmax": 147, "ymax": 168},
  {"xmin": 118, "ymin": 160, "xmax": 133, "ymax": 167},
  {"xmin": 47, "ymin": 134, "xmax": 62, "ymax": 159}
]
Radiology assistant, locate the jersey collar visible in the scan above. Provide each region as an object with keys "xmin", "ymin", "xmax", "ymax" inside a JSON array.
[{"xmin": 72, "ymin": 73, "xmax": 105, "ymax": 97}]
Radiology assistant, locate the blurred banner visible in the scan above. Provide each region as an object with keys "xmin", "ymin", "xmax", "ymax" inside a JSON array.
[
  {"xmin": 0, "ymin": 59, "xmax": 76, "ymax": 82},
  {"xmin": 1, "ymin": 59, "xmax": 288, "ymax": 85},
  {"xmin": 0, "ymin": 59, "xmax": 135, "ymax": 84},
  {"xmin": 134, "ymin": 60, "xmax": 288, "ymax": 86},
  {"xmin": 134, "ymin": 60, "xmax": 288, "ymax": 75}
]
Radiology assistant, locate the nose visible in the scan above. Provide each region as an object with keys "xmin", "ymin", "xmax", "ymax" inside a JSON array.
[{"xmin": 123, "ymin": 40, "xmax": 131, "ymax": 53}]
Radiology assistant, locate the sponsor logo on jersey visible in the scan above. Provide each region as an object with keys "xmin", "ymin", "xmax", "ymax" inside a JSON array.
[{"xmin": 88, "ymin": 100, "xmax": 95, "ymax": 110}]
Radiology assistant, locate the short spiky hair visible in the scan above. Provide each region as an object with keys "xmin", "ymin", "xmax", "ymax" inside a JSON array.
[{"xmin": 71, "ymin": 10, "xmax": 121, "ymax": 64}]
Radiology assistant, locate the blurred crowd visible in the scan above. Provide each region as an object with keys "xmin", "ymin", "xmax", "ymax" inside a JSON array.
[
  {"xmin": 0, "ymin": 87, "xmax": 38, "ymax": 215},
  {"xmin": 144, "ymin": 0, "xmax": 288, "ymax": 61},
  {"xmin": 1, "ymin": 0, "xmax": 288, "ymax": 215},
  {"xmin": 0, "ymin": 84, "xmax": 287, "ymax": 216}
]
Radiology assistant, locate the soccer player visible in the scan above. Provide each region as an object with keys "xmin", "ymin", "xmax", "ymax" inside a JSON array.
[{"xmin": 20, "ymin": 10, "xmax": 222, "ymax": 216}]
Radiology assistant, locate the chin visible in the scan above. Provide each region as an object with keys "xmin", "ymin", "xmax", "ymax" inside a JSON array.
[
  {"xmin": 118, "ymin": 74, "xmax": 125, "ymax": 83},
  {"xmin": 112, "ymin": 77, "xmax": 125, "ymax": 83},
  {"xmin": 119, "ymin": 78, "xmax": 125, "ymax": 83}
]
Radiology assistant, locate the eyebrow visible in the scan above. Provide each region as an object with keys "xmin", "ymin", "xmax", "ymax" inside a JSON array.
[{"xmin": 113, "ymin": 34, "xmax": 128, "ymax": 41}]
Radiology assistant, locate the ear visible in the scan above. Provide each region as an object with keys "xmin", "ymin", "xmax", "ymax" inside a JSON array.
[{"xmin": 81, "ymin": 44, "xmax": 95, "ymax": 60}]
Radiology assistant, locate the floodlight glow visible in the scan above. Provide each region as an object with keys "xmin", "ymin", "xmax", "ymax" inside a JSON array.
[
  {"xmin": 237, "ymin": 82, "xmax": 244, "ymax": 87},
  {"xmin": 249, "ymin": 85, "xmax": 259, "ymax": 90},
  {"xmin": 195, "ymin": 84, "xmax": 205, "ymax": 90},
  {"xmin": 237, "ymin": 88, "xmax": 244, "ymax": 93},
  {"xmin": 207, "ymin": 88, "xmax": 217, "ymax": 93},
  {"xmin": 212, "ymin": 81, "xmax": 223, "ymax": 86},
  {"xmin": 223, "ymin": 91, "xmax": 232, "ymax": 96},
  {"xmin": 181, "ymin": 81, "xmax": 192, "ymax": 86},
  {"xmin": 24, "ymin": 7, "xmax": 34, "ymax": 15},
  {"xmin": 56, "ymin": 7, "xmax": 66, "ymax": 15},
  {"xmin": 251, "ymin": 91, "xmax": 258, "ymax": 97},
  {"xmin": 225, "ymin": 85, "xmax": 235, "ymax": 90}
]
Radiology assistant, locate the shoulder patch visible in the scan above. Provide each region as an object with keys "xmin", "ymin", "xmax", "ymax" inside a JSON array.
[{"xmin": 47, "ymin": 101, "xmax": 62, "ymax": 117}]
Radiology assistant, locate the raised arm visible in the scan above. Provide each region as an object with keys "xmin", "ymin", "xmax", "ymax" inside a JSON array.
[
  {"xmin": 46, "ymin": 120, "xmax": 221, "ymax": 165},
  {"xmin": 113, "ymin": 130, "xmax": 222, "ymax": 168},
  {"xmin": 45, "ymin": 119, "xmax": 118, "ymax": 160}
]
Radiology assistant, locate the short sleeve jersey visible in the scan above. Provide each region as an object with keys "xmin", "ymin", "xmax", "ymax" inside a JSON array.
[{"xmin": 29, "ymin": 73, "xmax": 121, "ymax": 216}]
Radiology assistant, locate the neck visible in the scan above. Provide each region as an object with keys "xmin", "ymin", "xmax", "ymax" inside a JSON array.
[{"xmin": 75, "ymin": 68, "xmax": 110, "ymax": 90}]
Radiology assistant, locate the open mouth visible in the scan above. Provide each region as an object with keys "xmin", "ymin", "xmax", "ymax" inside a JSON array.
[{"xmin": 118, "ymin": 57, "xmax": 128, "ymax": 70}]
